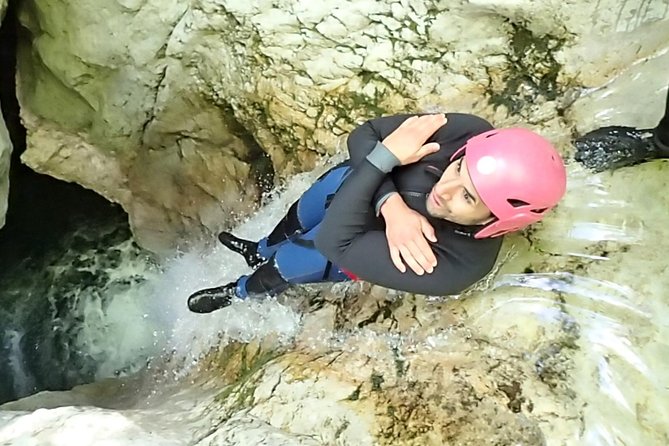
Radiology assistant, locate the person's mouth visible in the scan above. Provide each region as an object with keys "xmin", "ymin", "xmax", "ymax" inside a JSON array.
[{"xmin": 430, "ymin": 191, "xmax": 441, "ymax": 208}]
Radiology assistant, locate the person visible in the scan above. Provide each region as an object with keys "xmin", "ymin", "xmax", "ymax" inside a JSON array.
[
  {"xmin": 187, "ymin": 113, "xmax": 567, "ymax": 314},
  {"xmin": 574, "ymin": 87, "xmax": 669, "ymax": 171}
]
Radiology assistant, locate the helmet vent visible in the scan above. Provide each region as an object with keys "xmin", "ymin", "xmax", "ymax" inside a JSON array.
[
  {"xmin": 507, "ymin": 199, "xmax": 530, "ymax": 208},
  {"xmin": 531, "ymin": 208, "xmax": 548, "ymax": 214},
  {"xmin": 485, "ymin": 132, "xmax": 498, "ymax": 138}
]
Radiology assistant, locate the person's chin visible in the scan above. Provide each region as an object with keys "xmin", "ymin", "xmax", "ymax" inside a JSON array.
[
  {"xmin": 426, "ymin": 203, "xmax": 438, "ymax": 218},
  {"xmin": 427, "ymin": 207, "xmax": 450, "ymax": 221}
]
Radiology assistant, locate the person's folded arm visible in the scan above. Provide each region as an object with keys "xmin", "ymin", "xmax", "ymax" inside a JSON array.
[
  {"xmin": 347, "ymin": 114, "xmax": 418, "ymax": 165},
  {"xmin": 315, "ymin": 155, "xmax": 491, "ymax": 295},
  {"xmin": 346, "ymin": 114, "xmax": 419, "ymax": 213},
  {"xmin": 322, "ymin": 230, "xmax": 486, "ymax": 295}
]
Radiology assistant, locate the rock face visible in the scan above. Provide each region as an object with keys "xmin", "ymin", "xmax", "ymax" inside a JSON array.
[
  {"xmin": 198, "ymin": 301, "xmax": 560, "ymax": 446},
  {"xmin": 6, "ymin": 3, "xmax": 669, "ymax": 440},
  {"xmin": 15, "ymin": 0, "xmax": 669, "ymax": 252},
  {"xmin": 0, "ymin": 0, "xmax": 11, "ymax": 229},
  {"xmin": 0, "ymin": 110, "xmax": 9, "ymax": 230}
]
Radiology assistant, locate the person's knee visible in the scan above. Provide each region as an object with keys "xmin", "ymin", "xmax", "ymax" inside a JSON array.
[
  {"xmin": 296, "ymin": 166, "xmax": 351, "ymax": 229},
  {"xmin": 266, "ymin": 201, "xmax": 302, "ymax": 247},
  {"xmin": 274, "ymin": 245, "xmax": 327, "ymax": 283}
]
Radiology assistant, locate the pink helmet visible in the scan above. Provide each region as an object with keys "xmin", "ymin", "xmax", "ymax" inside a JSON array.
[{"xmin": 452, "ymin": 128, "xmax": 567, "ymax": 239}]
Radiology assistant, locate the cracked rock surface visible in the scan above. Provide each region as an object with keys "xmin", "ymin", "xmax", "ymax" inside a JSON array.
[
  {"xmin": 13, "ymin": 0, "xmax": 669, "ymax": 252},
  {"xmin": 0, "ymin": 0, "xmax": 11, "ymax": 229},
  {"xmin": 1, "ymin": 4, "xmax": 668, "ymax": 442}
]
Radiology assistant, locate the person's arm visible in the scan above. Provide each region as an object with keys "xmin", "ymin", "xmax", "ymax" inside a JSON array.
[
  {"xmin": 347, "ymin": 114, "xmax": 418, "ymax": 165},
  {"xmin": 379, "ymin": 193, "xmax": 437, "ymax": 275},
  {"xmin": 347, "ymin": 114, "xmax": 419, "ymax": 212},
  {"xmin": 347, "ymin": 114, "xmax": 440, "ymax": 276},
  {"xmin": 315, "ymin": 146, "xmax": 494, "ymax": 295},
  {"xmin": 336, "ymin": 113, "xmax": 495, "ymax": 277}
]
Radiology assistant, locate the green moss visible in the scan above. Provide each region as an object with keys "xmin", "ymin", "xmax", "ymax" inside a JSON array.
[
  {"xmin": 392, "ymin": 345, "xmax": 407, "ymax": 378},
  {"xmin": 216, "ymin": 382, "xmax": 237, "ymax": 402},
  {"xmin": 371, "ymin": 372, "xmax": 385, "ymax": 391},
  {"xmin": 347, "ymin": 384, "xmax": 362, "ymax": 401},
  {"xmin": 357, "ymin": 298, "xmax": 402, "ymax": 328},
  {"xmin": 330, "ymin": 72, "xmax": 401, "ymax": 128},
  {"xmin": 534, "ymin": 309, "xmax": 580, "ymax": 391},
  {"xmin": 214, "ymin": 344, "xmax": 282, "ymax": 409},
  {"xmin": 488, "ymin": 22, "xmax": 565, "ymax": 114},
  {"xmin": 349, "ymin": 92, "xmax": 388, "ymax": 116}
]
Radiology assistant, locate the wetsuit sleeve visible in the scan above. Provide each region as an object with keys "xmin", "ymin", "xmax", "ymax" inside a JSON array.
[
  {"xmin": 346, "ymin": 115, "xmax": 416, "ymax": 165},
  {"xmin": 315, "ymin": 146, "xmax": 496, "ymax": 296},
  {"xmin": 346, "ymin": 114, "xmax": 417, "ymax": 210}
]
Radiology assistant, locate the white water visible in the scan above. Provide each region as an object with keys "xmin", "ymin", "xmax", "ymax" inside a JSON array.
[
  {"xmin": 1, "ymin": 153, "xmax": 668, "ymax": 444},
  {"xmin": 2, "ymin": 70, "xmax": 669, "ymax": 445},
  {"xmin": 3, "ymin": 330, "xmax": 36, "ymax": 398},
  {"xmin": 0, "ymin": 163, "xmax": 342, "ymax": 444}
]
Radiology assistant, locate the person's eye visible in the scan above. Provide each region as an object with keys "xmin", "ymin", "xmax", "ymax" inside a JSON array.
[
  {"xmin": 463, "ymin": 190, "xmax": 473, "ymax": 204},
  {"xmin": 457, "ymin": 159, "xmax": 463, "ymax": 172}
]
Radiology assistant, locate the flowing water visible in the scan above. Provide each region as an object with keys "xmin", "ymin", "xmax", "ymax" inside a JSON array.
[{"xmin": 0, "ymin": 70, "xmax": 669, "ymax": 445}]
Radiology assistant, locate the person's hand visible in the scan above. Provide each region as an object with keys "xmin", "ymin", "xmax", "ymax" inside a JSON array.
[
  {"xmin": 381, "ymin": 194, "xmax": 437, "ymax": 275},
  {"xmin": 382, "ymin": 114, "xmax": 446, "ymax": 165}
]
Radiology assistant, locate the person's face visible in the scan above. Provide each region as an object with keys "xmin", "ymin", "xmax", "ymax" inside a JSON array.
[{"xmin": 426, "ymin": 156, "xmax": 494, "ymax": 226}]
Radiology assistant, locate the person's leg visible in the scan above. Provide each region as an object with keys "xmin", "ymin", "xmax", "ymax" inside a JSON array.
[
  {"xmin": 575, "ymin": 85, "xmax": 669, "ymax": 172},
  {"xmin": 187, "ymin": 259, "xmax": 289, "ymax": 314},
  {"xmin": 258, "ymin": 164, "xmax": 351, "ymax": 256},
  {"xmin": 219, "ymin": 164, "xmax": 351, "ymax": 266},
  {"xmin": 240, "ymin": 222, "xmax": 351, "ymax": 297},
  {"xmin": 188, "ymin": 223, "xmax": 351, "ymax": 313},
  {"xmin": 654, "ymin": 88, "xmax": 669, "ymax": 153}
]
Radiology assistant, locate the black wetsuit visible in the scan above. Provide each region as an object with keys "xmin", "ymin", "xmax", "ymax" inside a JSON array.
[
  {"xmin": 655, "ymin": 88, "xmax": 669, "ymax": 151},
  {"xmin": 314, "ymin": 113, "xmax": 503, "ymax": 296},
  {"xmin": 193, "ymin": 92, "xmax": 669, "ymax": 312},
  {"xmin": 229, "ymin": 113, "xmax": 503, "ymax": 300}
]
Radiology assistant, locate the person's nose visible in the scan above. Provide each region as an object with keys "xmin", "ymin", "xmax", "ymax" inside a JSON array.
[{"xmin": 434, "ymin": 178, "xmax": 460, "ymax": 198}]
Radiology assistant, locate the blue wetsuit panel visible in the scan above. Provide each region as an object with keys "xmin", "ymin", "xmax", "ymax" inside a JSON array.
[{"xmin": 239, "ymin": 165, "xmax": 352, "ymax": 297}]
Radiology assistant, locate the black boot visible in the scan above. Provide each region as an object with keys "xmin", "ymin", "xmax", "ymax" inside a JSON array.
[
  {"xmin": 218, "ymin": 232, "xmax": 266, "ymax": 268},
  {"xmin": 655, "ymin": 131, "xmax": 669, "ymax": 157},
  {"xmin": 245, "ymin": 259, "xmax": 290, "ymax": 297},
  {"xmin": 574, "ymin": 126, "xmax": 661, "ymax": 172},
  {"xmin": 187, "ymin": 282, "xmax": 238, "ymax": 313}
]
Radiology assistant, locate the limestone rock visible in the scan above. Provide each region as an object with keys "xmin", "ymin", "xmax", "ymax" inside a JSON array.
[
  {"xmin": 185, "ymin": 293, "xmax": 567, "ymax": 445},
  {"xmin": 14, "ymin": 0, "xmax": 261, "ymax": 253},
  {"xmin": 15, "ymin": 0, "xmax": 668, "ymax": 252},
  {"xmin": 0, "ymin": 109, "xmax": 9, "ymax": 230},
  {"xmin": 3, "ymin": 158, "xmax": 669, "ymax": 443},
  {"xmin": 6, "ymin": 3, "xmax": 669, "ymax": 440},
  {"xmin": 0, "ymin": 0, "xmax": 10, "ymax": 229}
]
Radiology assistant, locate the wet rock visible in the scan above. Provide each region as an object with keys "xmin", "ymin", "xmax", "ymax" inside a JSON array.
[
  {"xmin": 16, "ymin": 0, "xmax": 668, "ymax": 252},
  {"xmin": 195, "ymin": 318, "xmax": 553, "ymax": 445},
  {"xmin": 3, "ymin": 3, "xmax": 668, "ymax": 442},
  {"xmin": 0, "ymin": 0, "xmax": 9, "ymax": 227},
  {"xmin": 0, "ymin": 108, "xmax": 9, "ymax": 229}
]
